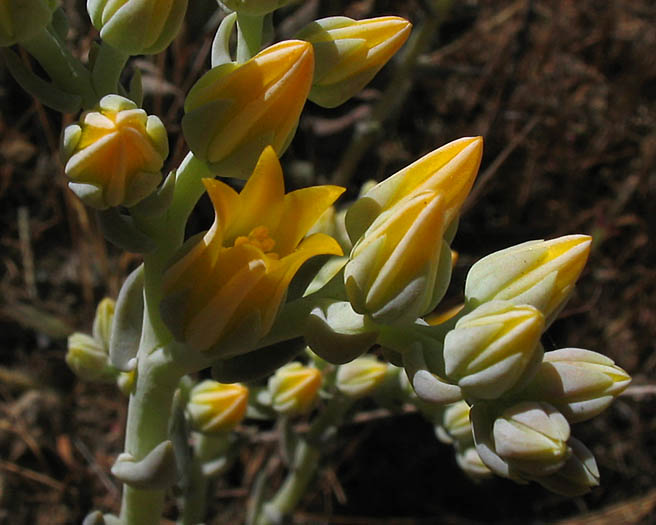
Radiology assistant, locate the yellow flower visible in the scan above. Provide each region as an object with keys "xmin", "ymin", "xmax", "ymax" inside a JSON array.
[
  {"xmin": 0, "ymin": 0, "xmax": 56, "ymax": 47},
  {"xmin": 465, "ymin": 235, "xmax": 592, "ymax": 325},
  {"xmin": 268, "ymin": 362, "xmax": 322, "ymax": 415},
  {"xmin": 161, "ymin": 146, "xmax": 344, "ymax": 355},
  {"xmin": 187, "ymin": 380, "xmax": 249, "ymax": 434},
  {"xmin": 182, "ymin": 40, "xmax": 314, "ymax": 179},
  {"xmin": 346, "ymin": 137, "xmax": 483, "ymax": 243},
  {"xmin": 87, "ymin": 0, "xmax": 188, "ymax": 55},
  {"xmin": 297, "ymin": 16, "xmax": 412, "ymax": 108},
  {"xmin": 62, "ymin": 94, "xmax": 168, "ymax": 209},
  {"xmin": 344, "ymin": 137, "xmax": 483, "ymax": 323}
]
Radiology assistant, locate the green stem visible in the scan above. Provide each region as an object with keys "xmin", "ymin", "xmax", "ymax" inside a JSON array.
[
  {"xmin": 21, "ymin": 25, "xmax": 96, "ymax": 108},
  {"xmin": 236, "ymin": 13, "xmax": 264, "ymax": 62},
  {"xmin": 119, "ymin": 347, "xmax": 183, "ymax": 525},
  {"xmin": 92, "ymin": 41, "xmax": 130, "ymax": 97},
  {"xmin": 256, "ymin": 397, "xmax": 352, "ymax": 525}
]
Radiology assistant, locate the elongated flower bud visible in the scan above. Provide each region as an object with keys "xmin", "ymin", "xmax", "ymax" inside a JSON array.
[
  {"xmin": 182, "ymin": 40, "xmax": 314, "ymax": 179},
  {"xmin": 268, "ymin": 362, "xmax": 322, "ymax": 416},
  {"xmin": 297, "ymin": 16, "xmax": 411, "ymax": 108},
  {"xmin": 345, "ymin": 190, "xmax": 453, "ymax": 324},
  {"xmin": 346, "ymin": 137, "xmax": 483, "ymax": 244},
  {"xmin": 87, "ymin": 0, "xmax": 188, "ymax": 55},
  {"xmin": 490, "ymin": 401, "xmax": 570, "ymax": 478},
  {"xmin": 187, "ymin": 380, "xmax": 249, "ymax": 434},
  {"xmin": 535, "ymin": 437, "xmax": 600, "ymax": 496},
  {"xmin": 524, "ymin": 348, "xmax": 631, "ymax": 423},
  {"xmin": 336, "ymin": 356, "xmax": 388, "ymax": 399},
  {"xmin": 0, "ymin": 0, "xmax": 57, "ymax": 47},
  {"xmin": 443, "ymin": 301, "xmax": 544, "ymax": 400},
  {"xmin": 62, "ymin": 95, "xmax": 168, "ymax": 209},
  {"xmin": 465, "ymin": 235, "xmax": 592, "ymax": 325}
]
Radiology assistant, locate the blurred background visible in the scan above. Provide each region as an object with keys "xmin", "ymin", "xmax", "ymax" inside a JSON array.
[{"xmin": 1, "ymin": 0, "xmax": 655, "ymax": 523}]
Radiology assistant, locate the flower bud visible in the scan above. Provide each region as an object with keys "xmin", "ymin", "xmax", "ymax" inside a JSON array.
[
  {"xmin": 182, "ymin": 40, "xmax": 314, "ymax": 179},
  {"xmin": 218, "ymin": 0, "xmax": 299, "ymax": 15},
  {"xmin": 455, "ymin": 446, "xmax": 493, "ymax": 481},
  {"xmin": 297, "ymin": 16, "xmax": 411, "ymax": 108},
  {"xmin": 524, "ymin": 348, "xmax": 631, "ymax": 423},
  {"xmin": 62, "ymin": 95, "xmax": 168, "ymax": 209},
  {"xmin": 491, "ymin": 401, "xmax": 570, "ymax": 478},
  {"xmin": 345, "ymin": 191, "xmax": 453, "ymax": 324},
  {"xmin": 268, "ymin": 362, "xmax": 322, "ymax": 416},
  {"xmin": 187, "ymin": 380, "xmax": 249, "ymax": 434},
  {"xmin": 87, "ymin": 0, "xmax": 188, "ymax": 55},
  {"xmin": 66, "ymin": 332, "xmax": 113, "ymax": 382},
  {"xmin": 465, "ymin": 235, "xmax": 592, "ymax": 325},
  {"xmin": 117, "ymin": 369, "xmax": 136, "ymax": 396},
  {"xmin": 535, "ymin": 437, "xmax": 600, "ymax": 496},
  {"xmin": 336, "ymin": 356, "xmax": 387, "ymax": 399},
  {"xmin": 346, "ymin": 137, "xmax": 483, "ymax": 244},
  {"xmin": 92, "ymin": 297, "xmax": 115, "ymax": 352},
  {"xmin": 0, "ymin": 0, "xmax": 57, "ymax": 47},
  {"xmin": 441, "ymin": 400, "xmax": 472, "ymax": 443},
  {"xmin": 443, "ymin": 301, "xmax": 545, "ymax": 400}
]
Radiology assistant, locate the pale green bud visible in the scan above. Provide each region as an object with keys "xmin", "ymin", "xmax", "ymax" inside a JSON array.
[
  {"xmin": 443, "ymin": 301, "xmax": 545, "ymax": 400},
  {"xmin": 92, "ymin": 297, "xmax": 115, "ymax": 352},
  {"xmin": 465, "ymin": 235, "xmax": 592, "ymax": 325},
  {"xmin": 491, "ymin": 401, "xmax": 570, "ymax": 478},
  {"xmin": 441, "ymin": 400, "xmax": 472, "ymax": 443},
  {"xmin": 336, "ymin": 356, "xmax": 388, "ymax": 399},
  {"xmin": 187, "ymin": 380, "xmax": 249, "ymax": 434},
  {"xmin": 455, "ymin": 445, "xmax": 493, "ymax": 481},
  {"xmin": 535, "ymin": 437, "xmax": 600, "ymax": 496},
  {"xmin": 0, "ymin": 0, "xmax": 57, "ymax": 47},
  {"xmin": 297, "ymin": 16, "xmax": 412, "ymax": 108},
  {"xmin": 268, "ymin": 362, "xmax": 322, "ymax": 416},
  {"xmin": 218, "ymin": 0, "xmax": 299, "ymax": 15},
  {"xmin": 524, "ymin": 348, "xmax": 631, "ymax": 423},
  {"xmin": 87, "ymin": 0, "xmax": 188, "ymax": 55},
  {"xmin": 66, "ymin": 332, "xmax": 113, "ymax": 382},
  {"xmin": 117, "ymin": 369, "xmax": 136, "ymax": 396},
  {"xmin": 62, "ymin": 95, "xmax": 168, "ymax": 209}
]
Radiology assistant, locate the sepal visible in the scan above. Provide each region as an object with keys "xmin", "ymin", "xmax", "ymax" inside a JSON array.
[{"xmin": 109, "ymin": 265, "xmax": 144, "ymax": 372}]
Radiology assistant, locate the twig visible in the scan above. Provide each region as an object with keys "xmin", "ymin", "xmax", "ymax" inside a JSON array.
[{"xmin": 0, "ymin": 459, "xmax": 65, "ymax": 491}]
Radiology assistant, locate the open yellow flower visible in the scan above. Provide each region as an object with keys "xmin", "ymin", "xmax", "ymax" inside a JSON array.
[{"xmin": 161, "ymin": 146, "xmax": 344, "ymax": 356}]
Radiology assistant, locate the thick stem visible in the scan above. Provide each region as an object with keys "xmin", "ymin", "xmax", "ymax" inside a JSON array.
[
  {"xmin": 119, "ymin": 348, "xmax": 183, "ymax": 525},
  {"xmin": 92, "ymin": 41, "xmax": 130, "ymax": 97},
  {"xmin": 256, "ymin": 397, "xmax": 352, "ymax": 525},
  {"xmin": 22, "ymin": 25, "xmax": 96, "ymax": 108}
]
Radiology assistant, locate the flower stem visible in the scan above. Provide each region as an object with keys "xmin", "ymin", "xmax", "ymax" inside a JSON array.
[
  {"xmin": 21, "ymin": 25, "xmax": 96, "ymax": 108},
  {"xmin": 256, "ymin": 397, "xmax": 352, "ymax": 525},
  {"xmin": 92, "ymin": 41, "xmax": 130, "ymax": 97},
  {"xmin": 236, "ymin": 13, "xmax": 264, "ymax": 62}
]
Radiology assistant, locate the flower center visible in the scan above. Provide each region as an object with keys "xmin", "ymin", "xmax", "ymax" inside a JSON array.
[{"xmin": 233, "ymin": 226, "xmax": 279, "ymax": 259}]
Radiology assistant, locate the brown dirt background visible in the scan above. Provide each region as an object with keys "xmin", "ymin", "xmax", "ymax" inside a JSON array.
[{"xmin": 1, "ymin": 0, "xmax": 655, "ymax": 523}]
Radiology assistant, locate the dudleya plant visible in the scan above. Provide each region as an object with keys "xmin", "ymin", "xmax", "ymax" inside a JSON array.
[{"xmin": 6, "ymin": 1, "xmax": 632, "ymax": 523}]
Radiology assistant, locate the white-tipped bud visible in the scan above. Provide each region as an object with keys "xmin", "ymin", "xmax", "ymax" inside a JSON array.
[
  {"xmin": 187, "ymin": 380, "xmax": 249, "ymax": 434},
  {"xmin": 336, "ymin": 356, "xmax": 388, "ymax": 399},
  {"xmin": 535, "ymin": 437, "xmax": 600, "ymax": 496},
  {"xmin": 268, "ymin": 362, "xmax": 322, "ymax": 416},
  {"xmin": 524, "ymin": 348, "xmax": 631, "ymax": 423}
]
